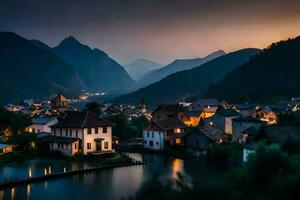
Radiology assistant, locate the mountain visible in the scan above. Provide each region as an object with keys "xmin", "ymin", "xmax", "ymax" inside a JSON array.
[
  {"xmin": 51, "ymin": 36, "xmax": 136, "ymax": 93},
  {"xmin": 0, "ymin": 32, "xmax": 84, "ymax": 105},
  {"xmin": 206, "ymin": 36, "xmax": 300, "ymax": 103},
  {"xmin": 137, "ymin": 50, "xmax": 226, "ymax": 87},
  {"xmin": 115, "ymin": 48, "xmax": 260, "ymax": 105},
  {"xmin": 124, "ymin": 58, "xmax": 163, "ymax": 80}
]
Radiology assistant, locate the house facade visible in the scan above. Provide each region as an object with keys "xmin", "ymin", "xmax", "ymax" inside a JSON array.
[
  {"xmin": 143, "ymin": 118, "xmax": 186, "ymax": 151},
  {"xmin": 232, "ymin": 117, "xmax": 265, "ymax": 142},
  {"xmin": 40, "ymin": 111, "xmax": 113, "ymax": 156}
]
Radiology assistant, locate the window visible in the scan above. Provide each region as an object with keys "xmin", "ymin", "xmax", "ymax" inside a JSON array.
[
  {"xmin": 58, "ymin": 143, "xmax": 61, "ymax": 149},
  {"xmin": 156, "ymin": 142, "xmax": 159, "ymax": 145},
  {"xmin": 88, "ymin": 128, "xmax": 92, "ymax": 134},
  {"xmin": 149, "ymin": 141, "xmax": 153, "ymax": 147},
  {"xmin": 152, "ymin": 132, "xmax": 154, "ymax": 138},
  {"xmin": 104, "ymin": 141, "xmax": 109, "ymax": 149},
  {"xmin": 147, "ymin": 132, "xmax": 149, "ymax": 137},
  {"xmin": 95, "ymin": 128, "xmax": 98, "ymax": 134},
  {"xmin": 144, "ymin": 141, "xmax": 147, "ymax": 144},
  {"xmin": 103, "ymin": 127, "xmax": 107, "ymax": 133},
  {"xmin": 74, "ymin": 143, "xmax": 77, "ymax": 150},
  {"xmin": 70, "ymin": 129, "xmax": 73, "ymax": 137},
  {"xmin": 60, "ymin": 128, "xmax": 62, "ymax": 136},
  {"xmin": 175, "ymin": 139, "xmax": 181, "ymax": 144},
  {"xmin": 66, "ymin": 129, "xmax": 68, "ymax": 137},
  {"xmin": 87, "ymin": 143, "xmax": 91, "ymax": 149}
]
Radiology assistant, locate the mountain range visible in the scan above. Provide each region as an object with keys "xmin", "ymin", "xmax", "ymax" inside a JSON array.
[
  {"xmin": 206, "ymin": 36, "xmax": 300, "ymax": 103},
  {"xmin": 137, "ymin": 50, "xmax": 226, "ymax": 87},
  {"xmin": 0, "ymin": 32, "xmax": 136, "ymax": 104},
  {"xmin": 115, "ymin": 48, "xmax": 260, "ymax": 105},
  {"xmin": 124, "ymin": 58, "xmax": 163, "ymax": 80},
  {"xmin": 0, "ymin": 32, "xmax": 83, "ymax": 105}
]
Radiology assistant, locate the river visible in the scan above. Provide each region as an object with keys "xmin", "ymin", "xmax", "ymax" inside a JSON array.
[{"xmin": 0, "ymin": 153, "xmax": 220, "ymax": 200}]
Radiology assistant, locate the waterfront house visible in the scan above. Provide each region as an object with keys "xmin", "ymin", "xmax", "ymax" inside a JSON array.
[
  {"xmin": 232, "ymin": 116, "xmax": 265, "ymax": 142},
  {"xmin": 143, "ymin": 118, "xmax": 186, "ymax": 151},
  {"xmin": 40, "ymin": 111, "xmax": 113, "ymax": 156},
  {"xmin": 25, "ymin": 117, "xmax": 58, "ymax": 133},
  {"xmin": 204, "ymin": 107, "xmax": 241, "ymax": 134},
  {"xmin": 185, "ymin": 126, "xmax": 227, "ymax": 155},
  {"xmin": 50, "ymin": 94, "xmax": 68, "ymax": 113}
]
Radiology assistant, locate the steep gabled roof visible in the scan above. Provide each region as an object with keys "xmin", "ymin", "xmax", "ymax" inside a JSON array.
[
  {"xmin": 51, "ymin": 94, "xmax": 67, "ymax": 102},
  {"xmin": 198, "ymin": 126, "xmax": 227, "ymax": 142},
  {"xmin": 152, "ymin": 104, "xmax": 184, "ymax": 116},
  {"xmin": 145, "ymin": 118, "xmax": 186, "ymax": 131},
  {"xmin": 51, "ymin": 111, "xmax": 112, "ymax": 128}
]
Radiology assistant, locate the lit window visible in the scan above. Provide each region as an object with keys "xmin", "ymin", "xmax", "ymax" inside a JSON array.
[
  {"xmin": 104, "ymin": 141, "xmax": 109, "ymax": 149},
  {"xmin": 175, "ymin": 139, "xmax": 181, "ymax": 144},
  {"xmin": 87, "ymin": 143, "xmax": 91, "ymax": 149}
]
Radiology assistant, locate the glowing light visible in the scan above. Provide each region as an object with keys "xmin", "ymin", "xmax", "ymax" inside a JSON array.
[
  {"xmin": 11, "ymin": 188, "xmax": 15, "ymax": 200},
  {"xmin": 48, "ymin": 166, "xmax": 52, "ymax": 174},
  {"xmin": 26, "ymin": 184, "xmax": 30, "ymax": 199},
  {"xmin": 28, "ymin": 168, "xmax": 32, "ymax": 178},
  {"xmin": 44, "ymin": 168, "xmax": 47, "ymax": 175},
  {"xmin": 64, "ymin": 167, "xmax": 66, "ymax": 173},
  {"xmin": 172, "ymin": 159, "xmax": 184, "ymax": 180}
]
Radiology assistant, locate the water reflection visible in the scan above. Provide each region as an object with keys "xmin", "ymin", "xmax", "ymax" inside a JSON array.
[
  {"xmin": 26, "ymin": 184, "xmax": 30, "ymax": 199},
  {"xmin": 171, "ymin": 159, "xmax": 184, "ymax": 180},
  {"xmin": 11, "ymin": 188, "xmax": 15, "ymax": 200}
]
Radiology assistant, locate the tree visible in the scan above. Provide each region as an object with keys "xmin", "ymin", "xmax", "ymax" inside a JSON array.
[{"xmin": 85, "ymin": 101, "xmax": 101, "ymax": 116}]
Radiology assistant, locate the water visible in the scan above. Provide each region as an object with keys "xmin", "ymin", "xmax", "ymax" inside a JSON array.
[{"xmin": 0, "ymin": 153, "xmax": 219, "ymax": 200}]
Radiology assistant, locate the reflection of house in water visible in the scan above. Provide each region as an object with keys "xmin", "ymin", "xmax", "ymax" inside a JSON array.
[{"xmin": 171, "ymin": 159, "xmax": 184, "ymax": 180}]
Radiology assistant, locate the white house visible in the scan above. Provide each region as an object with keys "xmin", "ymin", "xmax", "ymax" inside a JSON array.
[
  {"xmin": 25, "ymin": 117, "xmax": 58, "ymax": 133},
  {"xmin": 143, "ymin": 118, "xmax": 186, "ymax": 151},
  {"xmin": 39, "ymin": 111, "xmax": 113, "ymax": 156}
]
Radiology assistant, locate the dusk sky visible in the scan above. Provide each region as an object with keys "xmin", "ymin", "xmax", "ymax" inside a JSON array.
[{"xmin": 1, "ymin": 0, "xmax": 300, "ymax": 64}]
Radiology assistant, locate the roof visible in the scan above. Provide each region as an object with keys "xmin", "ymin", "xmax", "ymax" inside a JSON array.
[
  {"xmin": 198, "ymin": 126, "xmax": 227, "ymax": 142},
  {"xmin": 32, "ymin": 117, "xmax": 56, "ymax": 125},
  {"xmin": 263, "ymin": 125, "xmax": 300, "ymax": 143},
  {"xmin": 195, "ymin": 99, "xmax": 219, "ymax": 106},
  {"xmin": 39, "ymin": 135, "xmax": 80, "ymax": 144},
  {"xmin": 51, "ymin": 111, "xmax": 112, "ymax": 128},
  {"xmin": 233, "ymin": 116, "xmax": 265, "ymax": 123},
  {"xmin": 232, "ymin": 103, "xmax": 255, "ymax": 110},
  {"xmin": 51, "ymin": 94, "xmax": 67, "ymax": 102},
  {"xmin": 185, "ymin": 110, "xmax": 202, "ymax": 117},
  {"xmin": 152, "ymin": 104, "xmax": 184, "ymax": 115},
  {"xmin": 145, "ymin": 118, "xmax": 186, "ymax": 131},
  {"xmin": 216, "ymin": 108, "xmax": 241, "ymax": 117}
]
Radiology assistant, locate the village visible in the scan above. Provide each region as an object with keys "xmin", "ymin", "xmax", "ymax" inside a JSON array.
[{"xmin": 1, "ymin": 93, "xmax": 300, "ymax": 165}]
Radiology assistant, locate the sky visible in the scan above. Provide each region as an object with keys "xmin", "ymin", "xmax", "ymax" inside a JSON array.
[{"xmin": 1, "ymin": 0, "xmax": 300, "ymax": 65}]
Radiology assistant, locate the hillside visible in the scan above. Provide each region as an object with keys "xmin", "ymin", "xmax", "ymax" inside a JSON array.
[
  {"xmin": 206, "ymin": 36, "xmax": 300, "ymax": 103},
  {"xmin": 115, "ymin": 48, "xmax": 260, "ymax": 105},
  {"xmin": 124, "ymin": 58, "xmax": 163, "ymax": 80},
  {"xmin": 137, "ymin": 50, "xmax": 226, "ymax": 87},
  {"xmin": 0, "ymin": 32, "xmax": 84, "ymax": 105},
  {"xmin": 52, "ymin": 36, "xmax": 136, "ymax": 93}
]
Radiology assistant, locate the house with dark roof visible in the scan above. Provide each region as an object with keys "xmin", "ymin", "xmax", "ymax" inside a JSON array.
[
  {"xmin": 204, "ymin": 107, "xmax": 241, "ymax": 134},
  {"xmin": 143, "ymin": 118, "xmax": 187, "ymax": 150},
  {"xmin": 151, "ymin": 104, "xmax": 187, "ymax": 121},
  {"xmin": 39, "ymin": 111, "xmax": 113, "ymax": 156},
  {"xmin": 189, "ymin": 99, "xmax": 220, "ymax": 118},
  {"xmin": 232, "ymin": 116, "xmax": 266, "ymax": 142},
  {"xmin": 185, "ymin": 126, "xmax": 227, "ymax": 154},
  {"xmin": 231, "ymin": 103, "xmax": 256, "ymax": 117}
]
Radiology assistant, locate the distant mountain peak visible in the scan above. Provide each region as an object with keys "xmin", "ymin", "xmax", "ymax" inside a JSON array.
[{"xmin": 58, "ymin": 36, "xmax": 84, "ymax": 48}]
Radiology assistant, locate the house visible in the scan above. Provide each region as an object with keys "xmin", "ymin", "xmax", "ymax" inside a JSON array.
[
  {"xmin": 0, "ymin": 144, "xmax": 13, "ymax": 155},
  {"xmin": 189, "ymin": 99, "xmax": 219, "ymax": 118},
  {"xmin": 204, "ymin": 107, "xmax": 241, "ymax": 134},
  {"xmin": 143, "ymin": 118, "xmax": 186, "ymax": 151},
  {"xmin": 25, "ymin": 117, "xmax": 58, "ymax": 133},
  {"xmin": 151, "ymin": 104, "xmax": 187, "ymax": 121},
  {"xmin": 232, "ymin": 116, "xmax": 265, "ymax": 142},
  {"xmin": 39, "ymin": 111, "xmax": 113, "ymax": 156},
  {"xmin": 50, "ymin": 94, "xmax": 68, "ymax": 113},
  {"xmin": 259, "ymin": 107, "xmax": 278, "ymax": 125},
  {"xmin": 184, "ymin": 110, "xmax": 203, "ymax": 127},
  {"xmin": 185, "ymin": 126, "xmax": 227, "ymax": 155},
  {"xmin": 231, "ymin": 103, "xmax": 256, "ymax": 117}
]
